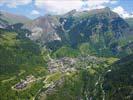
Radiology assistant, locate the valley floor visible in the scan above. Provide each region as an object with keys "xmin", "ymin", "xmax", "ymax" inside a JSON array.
[{"xmin": 0, "ymin": 55, "xmax": 118, "ymax": 100}]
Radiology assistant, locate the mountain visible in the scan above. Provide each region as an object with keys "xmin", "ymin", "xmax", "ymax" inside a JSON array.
[
  {"xmin": 1, "ymin": 8, "xmax": 132, "ymax": 57},
  {"xmin": 25, "ymin": 7, "xmax": 133, "ymax": 56},
  {"xmin": 0, "ymin": 11, "xmax": 31, "ymax": 29},
  {"xmin": 0, "ymin": 8, "xmax": 132, "ymax": 57},
  {"xmin": 58, "ymin": 7, "xmax": 132, "ymax": 52},
  {"xmin": 0, "ymin": 11, "xmax": 31, "ymax": 24},
  {"xmin": 0, "ymin": 13, "xmax": 9, "ymax": 29},
  {"xmin": 103, "ymin": 54, "xmax": 133, "ymax": 100},
  {"xmin": 24, "ymin": 15, "xmax": 61, "ymax": 43},
  {"xmin": 126, "ymin": 18, "xmax": 133, "ymax": 28}
]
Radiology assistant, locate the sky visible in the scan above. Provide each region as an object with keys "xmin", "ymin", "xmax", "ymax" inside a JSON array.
[{"xmin": 0, "ymin": 0, "xmax": 133, "ymax": 19}]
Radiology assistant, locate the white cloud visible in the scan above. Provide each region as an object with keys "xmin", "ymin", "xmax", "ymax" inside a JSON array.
[
  {"xmin": 31, "ymin": 10, "xmax": 40, "ymax": 15},
  {"xmin": 110, "ymin": 1, "xmax": 118, "ymax": 4},
  {"xmin": 35, "ymin": 0, "xmax": 83, "ymax": 14},
  {"xmin": 35, "ymin": 0, "xmax": 118, "ymax": 14},
  {"xmin": 0, "ymin": 0, "xmax": 32, "ymax": 8},
  {"xmin": 113, "ymin": 6, "xmax": 133, "ymax": 18},
  {"xmin": 84, "ymin": 0, "xmax": 109, "ymax": 7}
]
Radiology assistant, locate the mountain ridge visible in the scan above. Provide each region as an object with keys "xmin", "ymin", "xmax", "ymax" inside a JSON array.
[{"xmin": 1, "ymin": 8, "xmax": 133, "ymax": 56}]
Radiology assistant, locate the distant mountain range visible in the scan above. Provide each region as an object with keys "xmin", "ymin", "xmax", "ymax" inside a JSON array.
[
  {"xmin": 0, "ymin": 11, "xmax": 31, "ymax": 24},
  {"xmin": 0, "ymin": 7, "xmax": 133, "ymax": 56},
  {"xmin": 0, "ymin": 11, "xmax": 31, "ymax": 28}
]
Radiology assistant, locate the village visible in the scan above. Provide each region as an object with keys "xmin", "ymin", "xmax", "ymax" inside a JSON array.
[
  {"xmin": 48, "ymin": 57, "xmax": 78, "ymax": 73},
  {"xmin": 12, "ymin": 55, "xmax": 104, "ymax": 91},
  {"xmin": 11, "ymin": 55, "xmax": 106, "ymax": 98},
  {"xmin": 12, "ymin": 75, "xmax": 36, "ymax": 90}
]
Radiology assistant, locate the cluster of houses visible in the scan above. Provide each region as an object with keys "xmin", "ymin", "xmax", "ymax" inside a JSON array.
[
  {"xmin": 47, "ymin": 56, "xmax": 105, "ymax": 74},
  {"xmin": 79, "ymin": 55, "xmax": 104, "ymax": 64},
  {"xmin": 13, "ymin": 75, "xmax": 35, "ymax": 90},
  {"xmin": 48, "ymin": 57, "xmax": 77, "ymax": 73},
  {"xmin": 45, "ymin": 78, "xmax": 64, "ymax": 94}
]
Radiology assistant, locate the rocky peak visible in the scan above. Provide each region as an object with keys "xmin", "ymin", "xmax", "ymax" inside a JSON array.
[{"xmin": 64, "ymin": 9, "xmax": 77, "ymax": 17}]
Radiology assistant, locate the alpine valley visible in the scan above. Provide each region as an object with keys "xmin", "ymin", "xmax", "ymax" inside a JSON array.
[{"xmin": 0, "ymin": 7, "xmax": 133, "ymax": 100}]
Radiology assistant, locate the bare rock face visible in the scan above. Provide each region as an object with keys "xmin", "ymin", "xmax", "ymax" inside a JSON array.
[
  {"xmin": 25, "ymin": 15, "xmax": 61, "ymax": 43},
  {"xmin": 29, "ymin": 27, "xmax": 43, "ymax": 40},
  {"xmin": 0, "ymin": 23, "xmax": 8, "ymax": 29}
]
